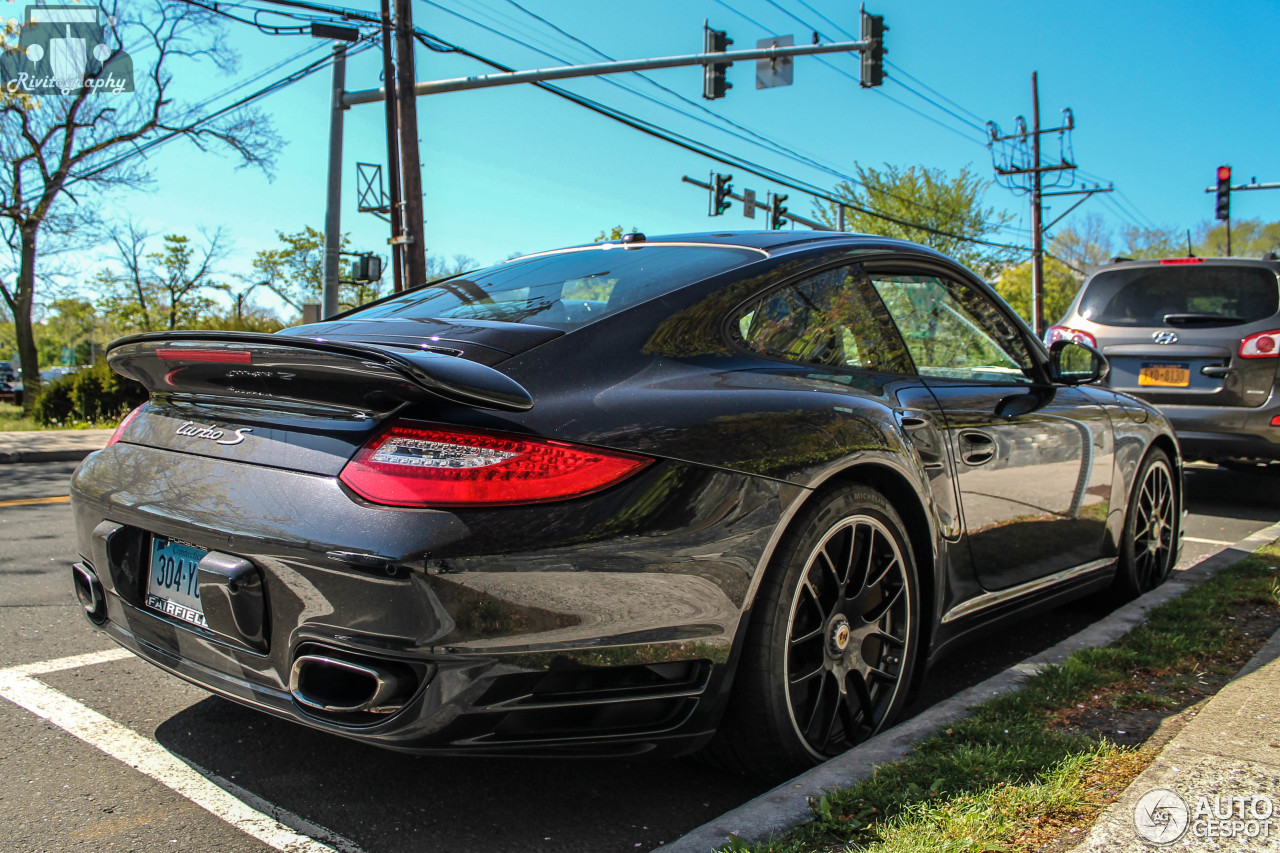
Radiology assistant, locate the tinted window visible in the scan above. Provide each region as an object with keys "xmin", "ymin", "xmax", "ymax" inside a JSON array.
[
  {"xmin": 344, "ymin": 246, "xmax": 759, "ymax": 330},
  {"xmin": 734, "ymin": 266, "xmax": 912, "ymax": 373},
  {"xmin": 871, "ymin": 274, "xmax": 1034, "ymax": 383},
  {"xmin": 1078, "ymin": 266, "xmax": 1280, "ymax": 326}
]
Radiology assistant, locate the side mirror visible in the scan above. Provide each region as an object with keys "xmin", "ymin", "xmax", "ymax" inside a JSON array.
[{"xmin": 1049, "ymin": 339, "xmax": 1109, "ymax": 385}]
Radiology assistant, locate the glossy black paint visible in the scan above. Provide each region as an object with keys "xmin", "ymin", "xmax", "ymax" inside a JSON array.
[{"xmin": 71, "ymin": 231, "xmax": 1182, "ymax": 758}]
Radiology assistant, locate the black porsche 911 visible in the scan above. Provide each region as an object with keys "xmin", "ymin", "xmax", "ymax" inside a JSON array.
[{"xmin": 70, "ymin": 230, "xmax": 1181, "ymax": 773}]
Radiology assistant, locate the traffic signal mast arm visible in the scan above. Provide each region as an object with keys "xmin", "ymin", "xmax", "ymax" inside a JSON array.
[
  {"xmin": 344, "ymin": 38, "xmax": 872, "ymax": 104},
  {"xmin": 681, "ymin": 175, "xmax": 824, "ymax": 229}
]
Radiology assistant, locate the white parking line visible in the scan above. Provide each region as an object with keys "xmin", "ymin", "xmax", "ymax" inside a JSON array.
[
  {"xmin": 7, "ymin": 647, "xmax": 132, "ymax": 675},
  {"xmin": 0, "ymin": 652, "xmax": 365, "ymax": 853},
  {"xmin": 1184, "ymin": 536, "xmax": 1238, "ymax": 546}
]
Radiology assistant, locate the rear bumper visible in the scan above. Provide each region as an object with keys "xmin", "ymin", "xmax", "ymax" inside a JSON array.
[
  {"xmin": 69, "ymin": 442, "xmax": 788, "ymax": 755},
  {"xmin": 1158, "ymin": 402, "xmax": 1280, "ymax": 461}
]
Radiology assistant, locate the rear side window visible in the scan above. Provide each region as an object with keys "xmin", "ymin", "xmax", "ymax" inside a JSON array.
[
  {"xmin": 733, "ymin": 266, "xmax": 913, "ymax": 373},
  {"xmin": 343, "ymin": 245, "xmax": 759, "ymax": 330},
  {"xmin": 1078, "ymin": 266, "xmax": 1280, "ymax": 326}
]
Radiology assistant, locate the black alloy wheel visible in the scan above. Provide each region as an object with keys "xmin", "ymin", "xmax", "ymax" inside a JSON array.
[
  {"xmin": 708, "ymin": 485, "xmax": 919, "ymax": 773},
  {"xmin": 1117, "ymin": 449, "xmax": 1178, "ymax": 595}
]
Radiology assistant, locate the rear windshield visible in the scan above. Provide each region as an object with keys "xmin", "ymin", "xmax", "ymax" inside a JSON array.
[
  {"xmin": 343, "ymin": 245, "xmax": 760, "ymax": 330},
  {"xmin": 1078, "ymin": 265, "xmax": 1279, "ymax": 327}
]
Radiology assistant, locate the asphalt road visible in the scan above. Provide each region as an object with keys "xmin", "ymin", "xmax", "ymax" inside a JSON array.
[{"xmin": 1, "ymin": 460, "xmax": 1276, "ymax": 853}]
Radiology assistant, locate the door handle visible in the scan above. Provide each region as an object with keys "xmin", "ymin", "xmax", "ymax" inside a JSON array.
[
  {"xmin": 958, "ymin": 430, "xmax": 995, "ymax": 466},
  {"xmin": 1200, "ymin": 365, "xmax": 1233, "ymax": 378}
]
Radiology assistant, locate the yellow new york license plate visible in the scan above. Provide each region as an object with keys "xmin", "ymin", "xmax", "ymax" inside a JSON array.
[{"xmin": 1139, "ymin": 363, "xmax": 1190, "ymax": 387}]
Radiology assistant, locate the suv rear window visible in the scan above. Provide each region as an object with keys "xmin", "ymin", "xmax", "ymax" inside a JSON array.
[
  {"xmin": 343, "ymin": 245, "xmax": 759, "ymax": 331},
  {"xmin": 1078, "ymin": 265, "xmax": 1279, "ymax": 327}
]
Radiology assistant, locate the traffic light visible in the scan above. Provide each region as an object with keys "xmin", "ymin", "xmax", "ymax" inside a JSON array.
[
  {"xmin": 710, "ymin": 172, "xmax": 732, "ymax": 216},
  {"xmin": 350, "ymin": 254, "xmax": 383, "ymax": 283},
  {"xmin": 1215, "ymin": 165, "xmax": 1232, "ymax": 221},
  {"xmin": 860, "ymin": 9, "xmax": 886, "ymax": 88},
  {"xmin": 703, "ymin": 24, "xmax": 732, "ymax": 100},
  {"xmin": 768, "ymin": 193, "xmax": 788, "ymax": 230}
]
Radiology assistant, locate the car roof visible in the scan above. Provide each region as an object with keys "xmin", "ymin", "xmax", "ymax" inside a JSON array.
[
  {"xmin": 1090, "ymin": 257, "xmax": 1280, "ymax": 275},
  {"xmin": 554, "ymin": 230, "xmax": 959, "ymax": 263}
]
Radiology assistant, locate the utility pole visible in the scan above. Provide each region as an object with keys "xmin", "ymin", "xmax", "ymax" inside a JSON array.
[
  {"xmin": 321, "ymin": 43, "xmax": 347, "ymax": 320},
  {"xmin": 392, "ymin": 0, "xmax": 426, "ymax": 289},
  {"xmin": 379, "ymin": 0, "xmax": 404, "ymax": 293},
  {"xmin": 988, "ymin": 73, "xmax": 1080, "ymax": 337}
]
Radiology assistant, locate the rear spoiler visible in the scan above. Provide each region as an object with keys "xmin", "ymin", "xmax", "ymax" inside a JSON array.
[{"xmin": 107, "ymin": 331, "xmax": 533, "ymax": 413}]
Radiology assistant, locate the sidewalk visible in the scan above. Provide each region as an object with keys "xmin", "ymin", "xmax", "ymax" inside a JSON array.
[
  {"xmin": 1069, "ymin": 628, "xmax": 1280, "ymax": 851},
  {"xmin": 0, "ymin": 429, "xmax": 113, "ymax": 463}
]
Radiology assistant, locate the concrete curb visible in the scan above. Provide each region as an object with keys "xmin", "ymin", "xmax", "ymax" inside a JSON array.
[{"xmin": 663, "ymin": 521, "xmax": 1280, "ymax": 853}]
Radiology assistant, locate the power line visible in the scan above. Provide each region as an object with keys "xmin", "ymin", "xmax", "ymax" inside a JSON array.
[
  {"xmin": 67, "ymin": 41, "xmax": 373, "ymax": 186},
  {"xmin": 885, "ymin": 60, "xmax": 988, "ymax": 127},
  {"xmin": 418, "ymin": 0, "xmax": 868, "ymax": 190},
  {"xmin": 413, "ymin": 29, "xmax": 1028, "ymax": 252}
]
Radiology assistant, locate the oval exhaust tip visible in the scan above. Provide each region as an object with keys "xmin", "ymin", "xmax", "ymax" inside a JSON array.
[
  {"xmin": 289, "ymin": 654, "xmax": 407, "ymax": 715},
  {"xmin": 72, "ymin": 563, "xmax": 107, "ymax": 624}
]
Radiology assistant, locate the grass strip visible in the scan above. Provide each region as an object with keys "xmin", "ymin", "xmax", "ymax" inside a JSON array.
[{"xmin": 727, "ymin": 544, "xmax": 1280, "ymax": 853}]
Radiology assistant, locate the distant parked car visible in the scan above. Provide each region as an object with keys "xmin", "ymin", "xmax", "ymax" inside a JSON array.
[
  {"xmin": 0, "ymin": 361, "xmax": 15, "ymax": 383},
  {"xmin": 1048, "ymin": 255, "xmax": 1280, "ymax": 466},
  {"xmin": 40, "ymin": 366, "xmax": 77, "ymax": 382}
]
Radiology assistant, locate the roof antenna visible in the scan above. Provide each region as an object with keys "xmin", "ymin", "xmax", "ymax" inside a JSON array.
[{"xmin": 1186, "ymin": 229, "xmax": 1196, "ymax": 258}]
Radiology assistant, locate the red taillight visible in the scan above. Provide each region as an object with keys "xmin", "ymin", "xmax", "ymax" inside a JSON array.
[
  {"xmin": 1158, "ymin": 257, "xmax": 1204, "ymax": 265},
  {"xmin": 339, "ymin": 422, "xmax": 652, "ymax": 507},
  {"xmin": 1240, "ymin": 330, "xmax": 1280, "ymax": 358},
  {"xmin": 105, "ymin": 406, "xmax": 144, "ymax": 448},
  {"xmin": 156, "ymin": 348, "xmax": 252, "ymax": 364},
  {"xmin": 1045, "ymin": 325, "xmax": 1097, "ymax": 348},
  {"xmin": 1271, "ymin": 415, "xmax": 1280, "ymax": 427}
]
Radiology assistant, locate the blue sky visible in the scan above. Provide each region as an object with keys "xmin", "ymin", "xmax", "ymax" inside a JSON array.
[{"xmin": 54, "ymin": 0, "xmax": 1280, "ymax": 303}]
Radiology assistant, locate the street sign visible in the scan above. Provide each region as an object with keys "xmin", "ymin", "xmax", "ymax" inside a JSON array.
[{"xmin": 756, "ymin": 36, "xmax": 794, "ymax": 89}]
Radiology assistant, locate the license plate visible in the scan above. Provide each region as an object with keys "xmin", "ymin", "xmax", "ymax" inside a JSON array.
[
  {"xmin": 1139, "ymin": 363, "xmax": 1190, "ymax": 387},
  {"xmin": 146, "ymin": 536, "xmax": 208, "ymax": 628}
]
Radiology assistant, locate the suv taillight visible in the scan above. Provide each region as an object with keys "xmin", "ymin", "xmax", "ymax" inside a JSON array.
[
  {"xmin": 1045, "ymin": 325, "xmax": 1097, "ymax": 348},
  {"xmin": 1240, "ymin": 330, "xmax": 1280, "ymax": 358},
  {"xmin": 339, "ymin": 421, "xmax": 651, "ymax": 507}
]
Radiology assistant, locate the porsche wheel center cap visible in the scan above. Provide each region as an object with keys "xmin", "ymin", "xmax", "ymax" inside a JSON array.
[{"xmin": 827, "ymin": 615, "xmax": 852, "ymax": 657}]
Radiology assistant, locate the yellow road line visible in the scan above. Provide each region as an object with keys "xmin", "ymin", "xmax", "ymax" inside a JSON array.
[{"xmin": 0, "ymin": 495, "xmax": 71, "ymax": 507}]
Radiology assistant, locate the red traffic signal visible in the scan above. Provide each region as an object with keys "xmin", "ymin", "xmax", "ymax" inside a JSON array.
[{"xmin": 1215, "ymin": 165, "xmax": 1231, "ymax": 221}]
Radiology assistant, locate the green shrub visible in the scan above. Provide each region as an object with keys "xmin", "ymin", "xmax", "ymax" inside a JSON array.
[{"xmin": 35, "ymin": 361, "xmax": 147, "ymax": 426}]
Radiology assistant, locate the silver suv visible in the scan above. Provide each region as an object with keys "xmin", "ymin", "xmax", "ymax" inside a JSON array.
[{"xmin": 1048, "ymin": 256, "xmax": 1280, "ymax": 465}]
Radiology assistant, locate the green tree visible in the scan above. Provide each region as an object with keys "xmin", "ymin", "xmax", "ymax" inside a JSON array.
[
  {"xmin": 97, "ymin": 228, "xmax": 226, "ymax": 331},
  {"xmin": 813, "ymin": 164, "xmax": 1018, "ymax": 277},
  {"xmin": 1119, "ymin": 225, "xmax": 1186, "ymax": 259},
  {"xmin": 1197, "ymin": 218, "xmax": 1280, "ymax": 258},
  {"xmin": 249, "ymin": 226, "xmax": 334, "ymax": 312},
  {"xmin": 594, "ymin": 225, "xmax": 642, "ymax": 243},
  {"xmin": 1, "ymin": 0, "xmax": 277, "ymax": 410},
  {"xmin": 37, "ymin": 298, "xmax": 99, "ymax": 366},
  {"xmin": 993, "ymin": 256, "xmax": 1082, "ymax": 327}
]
